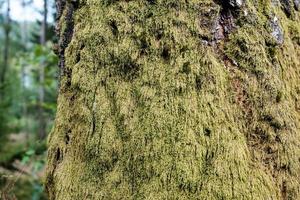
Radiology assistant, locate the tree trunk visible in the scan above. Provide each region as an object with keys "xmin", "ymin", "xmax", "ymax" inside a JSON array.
[
  {"xmin": 21, "ymin": 0, "xmax": 29, "ymax": 50},
  {"xmin": 38, "ymin": 0, "xmax": 48, "ymax": 139},
  {"xmin": 40, "ymin": 0, "xmax": 48, "ymax": 46},
  {"xmin": 46, "ymin": 1, "xmax": 300, "ymax": 199},
  {"xmin": 0, "ymin": 0, "xmax": 10, "ymax": 88},
  {"xmin": 21, "ymin": 0, "xmax": 29, "ymax": 143}
]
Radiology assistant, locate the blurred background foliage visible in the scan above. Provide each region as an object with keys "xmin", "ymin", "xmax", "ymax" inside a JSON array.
[{"xmin": 0, "ymin": 0, "xmax": 57, "ymax": 199}]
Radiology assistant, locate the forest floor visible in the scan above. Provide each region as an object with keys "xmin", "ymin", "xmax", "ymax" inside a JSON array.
[{"xmin": 0, "ymin": 132, "xmax": 47, "ymax": 200}]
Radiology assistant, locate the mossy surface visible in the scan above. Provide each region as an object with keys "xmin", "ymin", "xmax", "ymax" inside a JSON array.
[{"xmin": 46, "ymin": 0, "xmax": 300, "ymax": 199}]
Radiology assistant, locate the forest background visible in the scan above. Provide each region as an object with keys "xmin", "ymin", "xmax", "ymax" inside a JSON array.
[{"xmin": 0, "ymin": 0, "xmax": 57, "ymax": 199}]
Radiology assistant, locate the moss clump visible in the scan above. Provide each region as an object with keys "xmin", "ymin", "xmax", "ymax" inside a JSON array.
[{"xmin": 47, "ymin": 0, "xmax": 300, "ymax": 199}]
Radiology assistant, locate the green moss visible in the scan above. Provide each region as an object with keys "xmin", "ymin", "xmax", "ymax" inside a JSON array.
[{"xmin": 46, "ymin": 0, "xmax": 300, "ymax": 199}]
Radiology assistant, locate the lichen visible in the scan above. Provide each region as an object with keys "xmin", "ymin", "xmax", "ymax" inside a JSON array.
[{"xmin": 46, "ymin": 0, "xmax": 300, "ymax": 199}]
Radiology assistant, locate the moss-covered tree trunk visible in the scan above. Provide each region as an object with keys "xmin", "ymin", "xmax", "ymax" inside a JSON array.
[{"xmin": 46, "ymin": 0, "xmax": 300, "ymax": 199}]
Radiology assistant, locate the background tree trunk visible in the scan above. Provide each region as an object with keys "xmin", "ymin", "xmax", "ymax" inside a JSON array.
[
  {"xmin": 0, "ymin": 0, "xmax": 10, "ymax": 89},
  {"xmin": 38, "ymin": 0, "xmax": 48, "ymax": 139},
  {"xmin": 21, "ymin": 0, "xmax": 29, "ymax": 143},
  {"xmin": 40, "ymin": 0, "xmax": 47, "ymax": 45},
  {"xmin": 46, "ymin": 0, "xmax": 300, "ymax": 199}
]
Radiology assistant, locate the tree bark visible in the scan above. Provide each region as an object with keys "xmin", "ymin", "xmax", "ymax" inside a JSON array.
[{"xmin": 46, "ymin": 1, "xmax": 300, "ymax": 199}]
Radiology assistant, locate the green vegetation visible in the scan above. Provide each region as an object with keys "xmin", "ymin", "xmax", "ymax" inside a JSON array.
[
  {"xmin": 46, "ymin": 0, "xmax": 300, "ymax": 199},
  {"xmin": 0, "ymin": 0, "xmax": 57, "ymax": 199}
]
